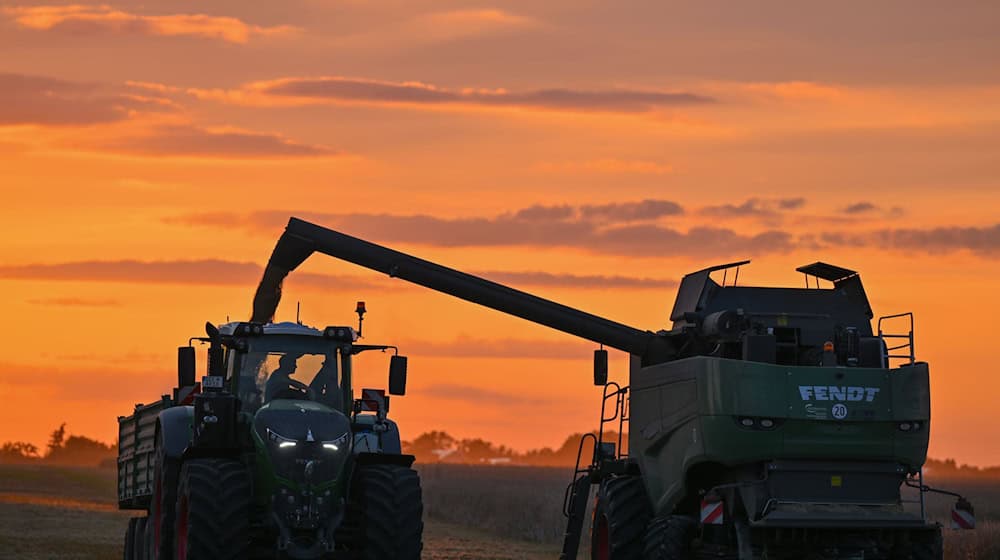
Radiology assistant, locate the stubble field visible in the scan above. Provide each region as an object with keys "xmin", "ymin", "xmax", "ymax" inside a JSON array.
[{"xmin": 0, "ymin": 463, "xmax": 996, "ymax": 559}]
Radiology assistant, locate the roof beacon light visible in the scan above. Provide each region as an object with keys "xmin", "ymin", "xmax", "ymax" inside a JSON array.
[{"xmin": 356, "ymin": 301, "xmax": 367, "ymax": 337}]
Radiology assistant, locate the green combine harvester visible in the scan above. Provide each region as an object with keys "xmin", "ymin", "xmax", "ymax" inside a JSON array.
[{"xmin": 241, "ymin": 217, "xmax": 971, "ymax": 560}]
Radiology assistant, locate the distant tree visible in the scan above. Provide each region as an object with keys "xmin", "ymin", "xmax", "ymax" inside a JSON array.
[
  {"xmin": 47, "ymin": 423, "xmax": 67, "ymax": 456},
  {"xmin": 0, "ymin": 441, "xmax": 40, "ymax": 463},
  {"xmin": 46, "ymin": 434, "xmax": 116, "ymax": 466},
  {"xmin": 403, "ymin": 431, "xmax": 457, "ymax": 463}
]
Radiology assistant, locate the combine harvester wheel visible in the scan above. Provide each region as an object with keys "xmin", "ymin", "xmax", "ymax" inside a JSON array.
[{"xmin": 591, "ymin": 475, "xmax": 651, "ymax": 560}]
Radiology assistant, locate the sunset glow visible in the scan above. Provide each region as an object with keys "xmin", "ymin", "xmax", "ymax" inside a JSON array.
[{"xmin": 1, "ymin": 1, "xmax": 998, "ymax": 466}]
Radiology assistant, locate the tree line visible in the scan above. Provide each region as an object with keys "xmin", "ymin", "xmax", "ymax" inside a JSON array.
[{"xmin": 0, "ymin": 423, "xmax": 117, "ymax": 467}]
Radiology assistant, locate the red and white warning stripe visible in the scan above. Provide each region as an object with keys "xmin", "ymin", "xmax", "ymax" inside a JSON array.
[
  {"xmin": 177, "ymin": 383, "xmax": 201, "ymax": 405},
  {"xmin": 951, "ymin": 505, "xmax": 975, "ymax": 530},
  {"xmin": 360, "ymin": 388, "xmax": 385, "ymax": 412},
  {"xmin": 700, "ymin": 498, "xmax": 724, "ymax": 525}
]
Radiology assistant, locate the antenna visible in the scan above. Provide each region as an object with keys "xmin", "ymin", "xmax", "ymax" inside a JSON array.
[{"xmin": 296, "ymin": 301, "xmax": 301, "ymax": 324}]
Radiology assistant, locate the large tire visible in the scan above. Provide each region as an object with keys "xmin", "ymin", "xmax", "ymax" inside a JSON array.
[
  {"xmin": 909, "ymin": 526, "xmax": 943, "ymax": 560},
  {"xmin": 133, "ymin": 517, "xmax": 147, "ymax": 560},
  {"xmin": 124, "ymin": 517, "xmax": 137, "ymax": 560},
  {"xmin": 643, "ymin": 516, "xmax": 695, "ymax": 560},
  {"xmin": 340, "ymin": 463, "xmax": 423, "ymax": 560},
  {"xmin": 591, "ymin": 475, "xmax": 652, "ymax": 560},
  {"xmin": 173, "ymin": 458, "xmax": 252, "ymax": 560},
  {"xmin": 149, "ymin": 433, "xmax": 180, "ymax": 560}
]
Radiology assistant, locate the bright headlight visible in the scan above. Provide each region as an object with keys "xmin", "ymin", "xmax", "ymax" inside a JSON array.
[
  {"xmin": 321, "ymin": 432, "xmax": 350, "ymax": 452},
  {"xmin": 267, "ymin": 428, "xmax": 298, "ymax": 448}
]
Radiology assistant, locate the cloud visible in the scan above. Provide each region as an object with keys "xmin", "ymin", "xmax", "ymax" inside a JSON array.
[
  {"xmin": 477, "ymin": 271, "xmax": 676, "ymax": 289},
  {"xmin": 163, "ymin": 202, "xmax": 1000, "ymax": 259},
  {"xmin": 0, "ymin": 259, "xmax": 672, "ymax": 290},
  {"xmin": 169, "ymin": 207, "xmax": 794, "ymax": 258},
  {"xmin": 403, "ymin": 336, "xmax": 592, "ymax": 361},
  {"xmin": 27, "ymin": 297, "xmax": 120, "ymax": 307},
  {"xmin": 3, "ymin": 5, "xmax": 297, "ymax": 44},
  {"xmin": 842, "ymin": 202, "xmax": 877, "ymax": 214},
  {"xmin": 0, "ymin": 360, "xmax": 169, "ymax": 403},
  {"xmin": 0, "ymin": 72, "xmax": 165, "ymax": 126},
  {"xmin": 535, "ymin": 159, "xmax": 674, "ymax": 175},
  {"xmin": 701, "ymin": 197, "xmax": 806, "ymax": 218},
  {"xmin": 91, "ymin": 125, "xmax": 337, "ymax": 159},
  {"xmin": 190, "ymin": 76, "xmax": 714, "ymax": 114},
  {"xmin": 580, "ymin": 200, "xmax": 684, "ymax": 222},
  {"xmin": 824, "ymin": 224, "xmax": 1000, "ymax": 256},
  {"xmin": 414, "ymin": 382, "xmax": 554, "ymax": 405},
  {"xmin": 778, "ymin": 198, "xmax": 807, "ymax": 210}
]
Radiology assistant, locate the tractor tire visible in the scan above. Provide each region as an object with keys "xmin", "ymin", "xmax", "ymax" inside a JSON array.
[
  {"xmin": 340, "ymin": 463, "xmax": 423, "ymax": 560},
  {"xmin": 173, "ymin": 458, "xmax": 252, "ymax": 560},
  {"xmin": 134, "ymin": 517, "xmax": 147, "ymax": 559},
  {"xmin": 149, "ymin": 433, "xmax": 180, "ymax": 560},
  {"xmin": 642, "ymin": 515, "xmax": 695, "ymax": 560},
  {"xmin": 909, "ymin": 526, "xmax": 943, "ymax": 560},
  {"xmin": 591, "ymin": 475, "xmax": 652, "ymax": 560},
  {"xmin": 124, "ymin": 517, "xmax": 137, "ymax": 560}
]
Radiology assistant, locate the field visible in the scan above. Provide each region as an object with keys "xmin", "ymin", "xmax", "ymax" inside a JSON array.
[{"xmin": 0, "ymin": 463, "xmax": 997, "ymax": 559}]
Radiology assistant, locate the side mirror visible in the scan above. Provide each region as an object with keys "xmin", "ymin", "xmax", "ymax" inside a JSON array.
[
  {"xmin": 389, "ymin": 355, "xmax": 408, "ymax": 395},
  {"xmin": 177, "ymin": 346, "xmax": 196, "ymax": 388},
  {"xmin": 204, "ymin": 322, "xmax": 225, "ymax": 379},
  {"xmin": 593, "ymin": 349, "xmax": 608, "ymax": 386}
]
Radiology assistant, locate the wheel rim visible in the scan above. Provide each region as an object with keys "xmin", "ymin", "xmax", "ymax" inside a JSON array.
[
  {"xmin": 176, "ymin": 493, "xmax": 189, "ymax": 560},
  {"xmin": 595, "ymin": 515, "xmax": 610, "ymax": 560}
]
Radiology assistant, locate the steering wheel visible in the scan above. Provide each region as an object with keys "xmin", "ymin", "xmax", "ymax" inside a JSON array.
[{"xmin": 272, "ymin": 378, "xmax": 316, "ymax": 401}]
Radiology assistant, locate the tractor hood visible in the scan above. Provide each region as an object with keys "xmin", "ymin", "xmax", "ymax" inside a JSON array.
[
  {"xmin": 254, "ymin": 399, "xmax": 351, "ymax": 446},
  {"xmin": 253, "ymin": 399, "xmax": 352, "ymax": 490}
]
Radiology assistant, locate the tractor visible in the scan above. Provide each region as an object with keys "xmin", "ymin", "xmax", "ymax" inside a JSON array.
[
  {"xmin": 116, "ymin": 309, "xmax": 423, "ymax": 559},
  {"xmin": 243, "ymin": 217, "xmax": 974, "ymax": 560}
]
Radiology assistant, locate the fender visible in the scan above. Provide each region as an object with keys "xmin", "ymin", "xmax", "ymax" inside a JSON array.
[
  {"xmin": 380, "ymin": 419, "xmax": 402, "ymax": 454},
  {"xmin": 157, "ymin": 405, "xmax": 194, "ymax": 459},
  {"xmin": 354, "ymin": 452, "xmax": 415, "ymax": 468}
]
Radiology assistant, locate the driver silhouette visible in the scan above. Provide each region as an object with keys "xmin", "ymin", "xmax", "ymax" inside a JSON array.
[{"xmin": 264, "ymin": 353, "xmax": 303, "ymax": 401}]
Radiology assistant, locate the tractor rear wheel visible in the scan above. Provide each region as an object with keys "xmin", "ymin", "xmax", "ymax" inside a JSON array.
[
  {"xmin": 591, "ymin": 475, "xmax": 652, "ymax": 560},
  {"xmin": 173, "ymin": 458, "xmax": 251, "ymax": 560},
  {"xmin": 643, "ymin": 515, "xmax": 695, "ymax": 560},
  {"xmin": 149, "ymin": 433, "xmax": 179, "ymax": 560},
  {"xmin": 124, "ymin": 517, "xmax": 148, "ymax": 560},
  {"xmin": 124, "ymin": 518, "xmax": 137, "ymax": 560},
  {"xmin": 340, "ymin": 463, "xmax": 423, "ymax": 560}
]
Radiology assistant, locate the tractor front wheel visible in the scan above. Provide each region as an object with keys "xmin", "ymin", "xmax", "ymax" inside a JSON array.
[
  {"xmin": 173, "ymin": 458, "xmax": 251, "ymax": 560},
  {"xmin": 341, "ymin": 463, "xmax": 423, "ymax": 560},
  {"xmin": 591, "ymin": 475, "xmax": 652, "ymax": 560}
]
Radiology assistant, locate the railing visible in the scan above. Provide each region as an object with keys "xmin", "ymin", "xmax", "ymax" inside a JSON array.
[
  {"xmin": 597, "ymin": 382, "xmax": 629, "ymax": 460},
  {"xmin": 878, "ymin": 312, "xmax": 915, "ymax": 366}
]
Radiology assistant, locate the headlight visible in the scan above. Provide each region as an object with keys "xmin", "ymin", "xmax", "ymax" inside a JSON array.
[
  {"xmin": 267, "ymin": 428, "xmax": 298, "ymax": 448},
  {"xmin": 321, "ymin": 432, "xmax": 350, "ymax": 452}
]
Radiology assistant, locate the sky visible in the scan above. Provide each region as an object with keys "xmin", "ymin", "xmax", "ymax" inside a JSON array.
[{"xmin": 1, "ymin": 0, "xmax": 998, "ymax": 465}]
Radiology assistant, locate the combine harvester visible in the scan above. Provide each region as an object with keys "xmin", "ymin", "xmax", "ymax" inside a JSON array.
[{"xmin": 244, "ymin": 217, "xmax": 974, "ymax": 560}]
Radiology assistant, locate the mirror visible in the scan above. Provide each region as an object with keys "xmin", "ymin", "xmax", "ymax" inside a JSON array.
[
  {"xmin": 593, "ymin": 349, "xmax": 608, "ymax": 386},
  {"xmin": 389, "ymin": 355, "xmax": 408, "ymax": 395},
  {"xmin": 177, "ymin": 346, "xmax": 196, "ymax": 388}
]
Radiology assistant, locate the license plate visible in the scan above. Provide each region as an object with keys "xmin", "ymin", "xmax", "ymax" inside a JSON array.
[{"xmin": 202, "ymin": 375, "xmax": 224, "ymax": 389}]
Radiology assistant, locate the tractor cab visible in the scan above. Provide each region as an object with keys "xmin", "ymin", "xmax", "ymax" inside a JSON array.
[{"xmin": 217, "ymin": 321, "xmax": 357, "ymax": 414}]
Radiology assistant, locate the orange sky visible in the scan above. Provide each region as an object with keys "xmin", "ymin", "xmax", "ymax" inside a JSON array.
[{"xmin": 1, "ymin": 1, "xmax": 999, "ymax": 465}]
